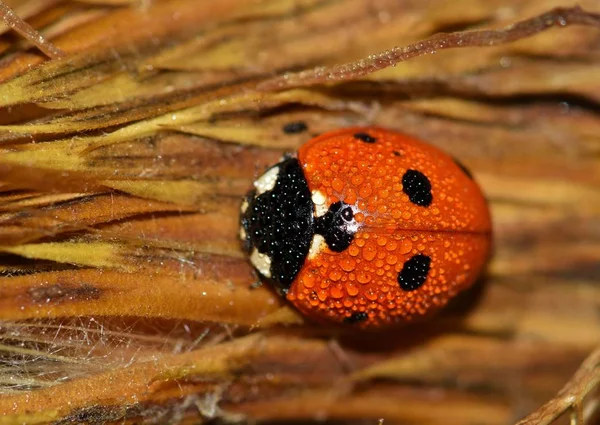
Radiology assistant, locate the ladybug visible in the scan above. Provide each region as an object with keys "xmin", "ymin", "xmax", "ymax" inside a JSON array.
[{"xmin": 240, "ymin": 127, "xmax": 492, "ymax": 329}]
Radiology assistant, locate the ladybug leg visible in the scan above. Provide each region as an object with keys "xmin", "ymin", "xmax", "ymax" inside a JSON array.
[{"xmin": 327, "ymin": 338, "xmax": 357, "ymax": 375}]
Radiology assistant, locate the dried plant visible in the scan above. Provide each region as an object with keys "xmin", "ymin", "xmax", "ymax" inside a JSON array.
[{"xmin": 0, "ymin": 1, "xmax": 598, "ymax": 424}]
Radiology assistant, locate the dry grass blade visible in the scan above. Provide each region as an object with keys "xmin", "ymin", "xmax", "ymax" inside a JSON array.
[
  {"xmin": 515, "ymin": 346, "xmax": 600, "ymax": 425},
  {"xmin": 258, "ymin": 6, "xmax": 600, "ymax": 90},
  {"xmin": 0, "ymin": 0, "xmax": 598, "ymax": 424},
  {"xmin": 0, "ymin": 1, "xmax": 64, "ymax": 59}
]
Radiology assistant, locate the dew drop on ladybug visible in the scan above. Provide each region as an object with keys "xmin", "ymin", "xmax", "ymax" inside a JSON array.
[{"xmin": 240, "ymin": 127, "xmax": 492, "ymax": 329}]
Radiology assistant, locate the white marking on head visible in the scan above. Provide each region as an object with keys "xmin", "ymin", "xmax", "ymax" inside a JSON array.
[
  {"xmin": 240, "ymin": 199, "xmax": 249, "ymax": 214},
  {"xmin": 346, "ymin": 205, "xmax": 361, "ymax": 233},
  {"xmin": 250, "ymin": 248, "xmax": 272, "ymax": 278},
  {"xmin": 239, "ymin": 226, "xmax": 247, "ymax": 241},
  {"xmin": 253, "ymin": 166, "xmax": 279, "ymax": 196},
  {"xmin": 308, "ymin": 234, "xmax": 327, "ymax": 260},
  {"xmin": 311, "ymin": 190, "xmax": 328, "ymax": 217}
]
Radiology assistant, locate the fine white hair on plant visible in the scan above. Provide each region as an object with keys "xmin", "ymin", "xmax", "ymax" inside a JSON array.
[{"xmin": 0, "ymin": 318, "xmax": 229, "ymax": 394}]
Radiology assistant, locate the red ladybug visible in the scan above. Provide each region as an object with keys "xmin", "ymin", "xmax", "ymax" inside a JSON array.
[{"xmin": 240, "ymin": 127, "xmax": 492, "ymax": 329}]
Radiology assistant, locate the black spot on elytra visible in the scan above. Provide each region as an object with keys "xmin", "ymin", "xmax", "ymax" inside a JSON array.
[
  {"xmin": 393, "ymin": 151, "xmax": 401, "ymax": 157},
  {"xmin": 240, "ymin": 158, "xmax": 314, "ymax": 291},
  {"xmin": 398, "ymin": 254, "xmax": 431, "ymax": 291},
  {"xmin": 344, "ymin": 312, "xmax": 368, "ymax": 324},
  {"xmin": 353, "ymin": 132, "xmax": 376, "ymax": 143},
  {"xmin": 282, "ymin": 121, "xmax": 308, "ymax": 134},
  {"xmin": 453, "ymin": 157, "xmax": 473, "ymax": 179},
  {"xmin": 402, "ymin": 169, "xmax": 432, "ymax": 207},
  {"xmin": 315, "ymin": 202, "xmax": 356, "ymax": 252}
]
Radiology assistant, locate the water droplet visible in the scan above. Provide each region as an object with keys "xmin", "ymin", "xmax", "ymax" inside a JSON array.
[
  {"xmin": 317, "ymin": 289, "xmax": 328, "ymax": 301},
  {"xmin": 359, "ymin": 183, "xmax": 372, "ymax": 198},
  {"xmin": 365, "ymin": 290, "xmax": 378, "ymax": 301},
  {"xmin": 329, "ymin": 270, "xmax": 342, "ymax": 281},
  {"xmin": 302, "ymin": 274, "xmax": 315, "ymax": 289},
  {"xmin": 400, "ymin": 240, "xmax": 413, "ymax": 254},
  {"xmin": 357, "ymin": 272, "xmax": 372, "ymax": 284},
  {"xmin": 341, "ymin": 258, "xmax": 356, "ymax": 272},
  {"xmin": 362, "ymin": 242, "xmax": 377, "ymax": 261},
  {"xmin": 330, "ymin": 286, "xmax": 344, "ymax": 299},
  {"xmin": 332, "ymin": 178, "xmax": 344, "ymax": 192},
  {"xmin": 346, "ymin": 282, "xmax": 359, "ymax": 296}
]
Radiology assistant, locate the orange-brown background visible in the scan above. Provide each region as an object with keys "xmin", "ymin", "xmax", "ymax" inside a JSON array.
[{"xmin": 0, "ymin": 1, "xmax": 598, "ymax": 424}]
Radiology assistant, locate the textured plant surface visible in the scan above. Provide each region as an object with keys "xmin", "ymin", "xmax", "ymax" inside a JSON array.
[{"xmin": 0, "ymin": 1, "xmax": 598, "ymax": 424}]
